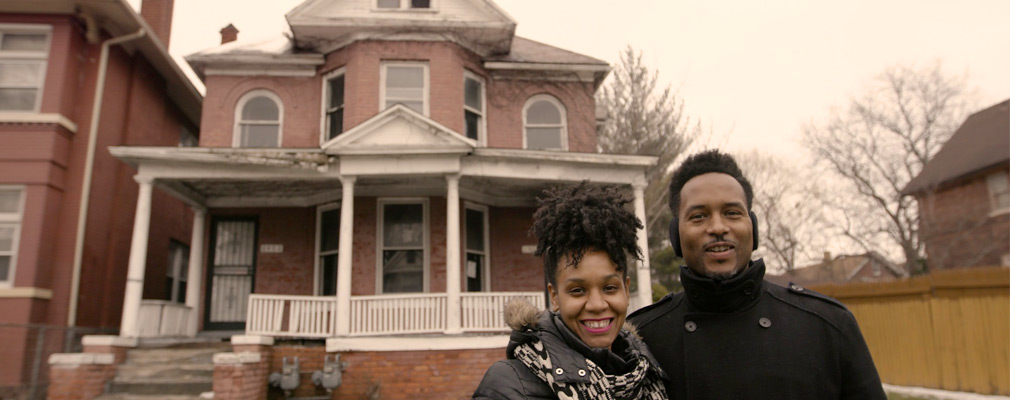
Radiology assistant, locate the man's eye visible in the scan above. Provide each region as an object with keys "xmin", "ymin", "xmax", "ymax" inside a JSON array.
[{"xmin": 688, "ymin": 213, "xmax": 704, "ymax": 220}]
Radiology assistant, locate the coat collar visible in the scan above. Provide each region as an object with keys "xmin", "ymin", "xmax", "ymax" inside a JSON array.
[{"xmin": 680, "ymin": 259, "xmax": 766, "ymax": 313}]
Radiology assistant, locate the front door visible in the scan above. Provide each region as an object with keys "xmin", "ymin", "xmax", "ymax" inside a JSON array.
[{"xmin": 204, "ymin": 217, "xmax": 257, "ymax": 330}]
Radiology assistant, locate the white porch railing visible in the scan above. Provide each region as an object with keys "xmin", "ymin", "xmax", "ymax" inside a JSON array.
[
  {"xmin": 245, "ymin": 291, "xmax": 543, "ymax": 338},
  {"xmin": 246, "ymin": 294, "xmax": 337, "ymax": 338},
  {"xmin": 461, "ymin": 292, "xmax": 545, "ymax": 332},
  {"xmin": 138, "ymin": 300, "xmax": 192, "ymax": 338},
  {"xmin": 349, "ymin": 293, "xmax": 446, "ymax": 336}
]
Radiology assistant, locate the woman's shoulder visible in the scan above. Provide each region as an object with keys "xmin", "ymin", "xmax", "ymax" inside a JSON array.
[{"xmin": 472, "ymin": 359, "xmax": 554, "ymax": 400}]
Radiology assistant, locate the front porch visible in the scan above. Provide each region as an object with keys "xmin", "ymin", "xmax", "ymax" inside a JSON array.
[{"xmin": 245, "ymin": 291, "xmax": 543, "ymax": 338}]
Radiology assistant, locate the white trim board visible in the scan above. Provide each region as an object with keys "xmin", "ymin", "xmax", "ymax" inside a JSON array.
[{"xmin": 326, "ymin": 335, "xmax": 508, "ymax": 352}]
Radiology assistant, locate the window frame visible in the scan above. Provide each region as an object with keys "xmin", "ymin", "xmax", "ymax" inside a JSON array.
[
  {"xmin": 320, "ymin": 67, "xmax": 346, "ymax": 145},
  {"xmin": 315, "ymin": 202, "xmax": 341, "ymax": 296},
  {"xmin": 165, "ymin": 240, "xmax": 189, "ymax": 303},
  {"xmin": 463, "ymin": 70, "xmax": 486, "ymax": 145},
  {"xmin": 0, "ymin": 186, "xmax": 25, "ymax": 288},
  {"xmin": 233, "ymin": 89, "xmax": 283, "ymax": 148},
  {"xmin": 522, "ymin": 94, "xmax": 568, "ymax": 151},
  {"xmin": 986, "ymin": 170, "xmax": 1010, "ymax": 216},
  {"xmin": 375, "ymin": 198, "xmax": 430, "ymax": 294},
  {"xmin": 0, "ymin": 24, "xmax": 52, "ymax": 113},
  {"xmin": 374, "ymin": 0, "xmax": 436, "ymax": 11},
  {"xmin": 463, "ymin": 202, "xmax": 491, "ymax": 292},
  {"xmin": 379, "ymin": 62, "xmax": 430, "ymax": 117}
]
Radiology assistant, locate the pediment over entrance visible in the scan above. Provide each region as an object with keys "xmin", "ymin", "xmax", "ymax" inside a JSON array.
[{"xmin": 322, "ymin": 104, "xmax": 477, "ymax": 155}]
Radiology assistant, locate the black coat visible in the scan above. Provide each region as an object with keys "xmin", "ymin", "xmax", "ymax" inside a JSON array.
[
  {"xmin": 628, "ymin": 260, "xmax": 886, "ymax": 400},
  {"xmin": 472, "ymin": 302, "xmax": 667, "ymax": 400}
]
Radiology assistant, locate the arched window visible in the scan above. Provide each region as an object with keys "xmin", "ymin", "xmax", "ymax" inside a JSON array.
[
  {"xmin": 523, "ymin": 95, "xmax": 566, "ymax": 150},
  {"xmin": 234, "ymin": 90, "xmax": 282, "ymax": 147}
]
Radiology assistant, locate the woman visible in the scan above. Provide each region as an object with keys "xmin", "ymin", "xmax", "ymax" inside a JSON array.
[{"xmin": 472, "ymin": 182, "xmax": 668, "ymax": 400}]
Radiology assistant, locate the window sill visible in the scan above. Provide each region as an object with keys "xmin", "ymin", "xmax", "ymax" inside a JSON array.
[
  {"xmin": 989, "ymin": 207, "xmax": 1010, "ymax": 218},
  {"xmin": 0, "ymin": 112, "xmax": 78, "ymax": 133},
  {"xmin": 0, "ymin": 286, "xmax": 53, "ymax": 300}
]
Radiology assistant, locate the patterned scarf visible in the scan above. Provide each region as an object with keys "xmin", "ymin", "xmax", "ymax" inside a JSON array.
[{"xmin": 513, "ymin": 337, "xmax": 667, "ymax": 400}]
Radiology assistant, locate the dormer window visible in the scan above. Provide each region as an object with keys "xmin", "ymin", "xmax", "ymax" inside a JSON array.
[
  {"xmin": 463, "ymin": 71, "xmax": 484, "ymax": 142},
  {"xmin": 322, "ymin": 68, "xmax": 345, "ymax": 143},
  {"xmin": 381, "ymin": 62, "xmax": 428, "ymax": 115},
  {"xmin": 377, "ymin": 0, "xmax": 431, "ymax": 9}
]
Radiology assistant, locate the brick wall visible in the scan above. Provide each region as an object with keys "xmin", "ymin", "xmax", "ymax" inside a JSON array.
[
  {"xmin": 47, "ymin": 363, "xmax": 116, "ymax": 400},
  {"xmin": 489, "ymin": 206, "xmax": 542, "ymax": 292},
  {"xmin": 199, "ymin": 40, "xmax": 599, "ymax": 153},
  {"xmin": 262, "ymin": 345, "xmax": 503, "ymax": 400},
  {"xmin": 917, "ymin": 165, "xmax": 1010, "ymax": 270}
]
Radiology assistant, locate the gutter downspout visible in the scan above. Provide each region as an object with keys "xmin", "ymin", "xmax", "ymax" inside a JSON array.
[{"xmin": 67, "ymin": 27, "xmax": 147, "ymax": 327}]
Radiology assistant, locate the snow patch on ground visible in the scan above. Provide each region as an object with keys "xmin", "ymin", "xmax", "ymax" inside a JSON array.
[{"xmin": 884, "ymin": 384, "xmax": 1010, "ymax": 400}]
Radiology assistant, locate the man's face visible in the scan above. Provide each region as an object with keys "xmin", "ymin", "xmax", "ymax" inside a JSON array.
[{"xmin": 678, "ymin": 172, "xmax": 753, "ymax": 279}]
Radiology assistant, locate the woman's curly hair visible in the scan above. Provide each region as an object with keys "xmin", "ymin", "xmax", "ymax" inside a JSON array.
[{"xmin": 530, "ymin": 181, "xmax": 643, "ymax": 287}]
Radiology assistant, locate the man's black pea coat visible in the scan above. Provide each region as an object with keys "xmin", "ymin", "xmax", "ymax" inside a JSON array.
[{"xmin": 628, "ymin": 259, "xmax": 887, "ymax": 400}]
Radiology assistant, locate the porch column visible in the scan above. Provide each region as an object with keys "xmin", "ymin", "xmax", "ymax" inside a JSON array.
[
  {"xmin": 184, "ymin": 206, "xmax": 206, "ymax": 337},
  {"xmin": 632, "ymin": 183, "xmax": 653, "ymax": 308},
  {"xmin": 335, "ymin": 176, "xmax": 356, "ymax": 335},
  {"xmin": 445, "ymin": 174, "xmax": 462, "ymax": 334},
  {"xmin": 120, "ymin": 176, "xmax": 154, "ymax": 338}
]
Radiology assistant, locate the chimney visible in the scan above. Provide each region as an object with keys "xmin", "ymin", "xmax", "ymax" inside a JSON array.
[
  {"xmin": 220, "ymin": 24, "xmax": 239, "ymax": 45},
  {"xmin": 140, "ymin": 0, "xmax": 175, "ymax": 48}
]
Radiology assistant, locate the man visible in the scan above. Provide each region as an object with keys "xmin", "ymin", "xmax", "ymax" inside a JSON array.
[{"xmin": 628, "ymin": 150, "xmax": 886, "ymax": 399}]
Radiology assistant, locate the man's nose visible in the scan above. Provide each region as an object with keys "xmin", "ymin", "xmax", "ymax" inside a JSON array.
[{"xmin": 707, "ymin": 214, "xmax": 730, "ymax": 235}]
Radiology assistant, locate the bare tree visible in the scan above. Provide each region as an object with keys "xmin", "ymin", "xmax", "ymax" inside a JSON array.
[
  {"xmin": 735, "ymin": 151, "xmax": 830, "ymax": 273},
  {"xmin": 802, "ymin": 63, "xmax": 971, "ymax": 273},
  {"xmin": 597, "ymin": 46, "xmax": 698, "ymax": 252}
]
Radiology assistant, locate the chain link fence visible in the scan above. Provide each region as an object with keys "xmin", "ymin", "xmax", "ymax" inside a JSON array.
[{"xmin": 0, "ymin": 323, "xmax": 116, "ymax": 400}]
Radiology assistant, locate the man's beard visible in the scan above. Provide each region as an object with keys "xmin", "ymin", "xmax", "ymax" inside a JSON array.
[{"xmin": 703, "ymin": 264, "xmax": 746, "ymax": 281}]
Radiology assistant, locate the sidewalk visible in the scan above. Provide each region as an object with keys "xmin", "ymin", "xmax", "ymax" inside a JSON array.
[{"xmin": 885, "ymin": 384, "xmax": 1010, "ymax": 400}]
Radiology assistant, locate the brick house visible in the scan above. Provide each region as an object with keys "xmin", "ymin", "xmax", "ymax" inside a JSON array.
[
  {"xmin": 95, "ymin": 0, "xmax": 655, "ymax": 398},
  {"xmin": 903, "ymin": 99, "xmax": 1010, "ymax": 271},
  {"xmin": 0, "ymin": 0, "xmax": 200, "ymax": 394},
  {"xmin": 765, "ymin": 251, "xmax": 908, "ymax": 288}
]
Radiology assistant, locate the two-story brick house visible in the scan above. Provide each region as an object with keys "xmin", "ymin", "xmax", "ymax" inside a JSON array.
[
  {"xmin": 903, "ymin": 99, "xmax": 1010, "ymax": 271},
  {"xmin": 103, "ymin": 0, "xmax": 655, "ymax": 397},
  {"xmin": 0, "ymin": 0, "xmax": 201, "ymax": 395}
]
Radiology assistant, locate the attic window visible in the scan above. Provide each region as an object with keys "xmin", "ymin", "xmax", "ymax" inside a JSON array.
[
  {"xmin": 986, "ymin": 170, "xmax": 1010, "ymax": 214},
  {"xmin": 377, "ymin": 0, "xmax": 431, "ymax": 9}
]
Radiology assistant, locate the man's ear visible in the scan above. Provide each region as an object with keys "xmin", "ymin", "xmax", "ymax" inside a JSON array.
[{"xmin": 547, "ymin": 283, "xmax": 559, "ymax": 312}]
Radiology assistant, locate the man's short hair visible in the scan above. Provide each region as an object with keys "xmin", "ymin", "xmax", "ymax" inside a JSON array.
[
  {"xmin": 530, "ymin": 181, "xmax": 643, "ymax": 287},
  {"xmin": 668, "ymin": 150, "xmax": 754, "ymax": 214}
]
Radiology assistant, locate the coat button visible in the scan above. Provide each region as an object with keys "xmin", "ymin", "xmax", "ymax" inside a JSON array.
[
  {"xmin": 578, "ymin": 369, "xmax": 586, "ymax": 377},
  {"xmin": 685, "ymin": 321, "xmax": 697, "ymax": 332},
  {"xmin": 790, "ymin": 283, "xmax": 804, "ymax": 292},
  {"xmin": 555, "ymin": 368, "xmax": 564, "ymax": 375},
  {"xmin": 759, "ymin": 317, "xmax": 772, "ymax": 328},
  {"xmin": 743, "ymin": 281, "xmax": 756, "ymax": 296}
]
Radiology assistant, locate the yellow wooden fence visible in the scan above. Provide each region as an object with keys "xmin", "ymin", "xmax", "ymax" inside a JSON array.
[{"xmin": 811, "ymin": 267, "xmax": 1009, "ymax": 395}]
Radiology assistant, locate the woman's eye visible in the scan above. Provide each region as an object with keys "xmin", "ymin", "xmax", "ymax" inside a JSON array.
[
  {"xmin": 604, "ymin": 285, "xmax": 619, "ymax": 292},
  {"xmin": 568, "ymin": 287, "xmax": 584, "ymax": 295}
]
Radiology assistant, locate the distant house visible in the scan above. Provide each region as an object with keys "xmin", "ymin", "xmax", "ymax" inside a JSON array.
[
  {"xmin": 902, "ymin": 100, "xmax": 1010, "ymax": 271},
  {"xmin": 0, "ymin": 0, "xmax": 200, "ymax": 394},
  {"xmin": 765, "ymin": 252, "xmax": 908, "ymax": 288}
]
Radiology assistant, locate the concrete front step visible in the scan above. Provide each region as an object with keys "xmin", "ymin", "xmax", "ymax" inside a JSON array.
[
  {"xmin": 115, "ymin": 362, "xmax": 214, "ymax": 380},
  {"xmin": 124, "ymin": 345, "xmax": 229, "ymax": 365},
  {"xmin": 95, "ymin": 394, "xmax": 207, "ymax": 400},
  {"xmin": 107, "ymin": 377, "xmax": 213, "ymax": 396}
]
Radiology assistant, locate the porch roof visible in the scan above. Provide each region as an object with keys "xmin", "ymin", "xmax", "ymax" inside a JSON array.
[{"xmin": 110, "ymin": 146, "xmax": 656, "ymax": 208}]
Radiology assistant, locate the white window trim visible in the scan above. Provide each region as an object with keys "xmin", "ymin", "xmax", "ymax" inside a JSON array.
[
  {"xmin": 0, "ymin": 24, "xmax": 53, "ymax": 113},
  {"xmin": 320, "ymin": 67, "xmax": 346, "ymax": 146},
  {"xmin": 463, "ymin": 202, "xmax": 491, "ymax": 292},
  {"xmin": 987, "ymin": 170, "xmax": 1010, "ymax": 217},
  {"xmin": 315, "ymin": 202, "xmax": 341, "ymax": 296},
  {"xmin": 373, "ymin": 0, "xmax": 438, "ymax": 12},
  {"xmin": 463, "ymin": 70, "xmax": 486, "ymax": 146},
  {"xmin": 379, "ymin": 62, "xmax": 430, "ymax": 117},
  {"xmin": 233, "ymin": 89, "xmax": 283, "ymax": 148},
  {"xmin": 522, "ymin": 94, "xmax": 568, "ymax": 151},
  {"xmin": 0, "ymin": 186, "xmax": 26, "ymax": 288},
  {"xmin": 375, "ymin": 198, "xmax": 430, "ymax": 294}
]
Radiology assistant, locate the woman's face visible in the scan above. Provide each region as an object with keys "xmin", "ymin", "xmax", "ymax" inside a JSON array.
[{"xmin": 548, "ymin": 249, "xmax": 630, "ymax": 349}]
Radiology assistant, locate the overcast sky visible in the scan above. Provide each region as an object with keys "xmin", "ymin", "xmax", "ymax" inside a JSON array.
[{"xmin": 131, "ymin": 0, "xmax": 1010, "ymax": 162}]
